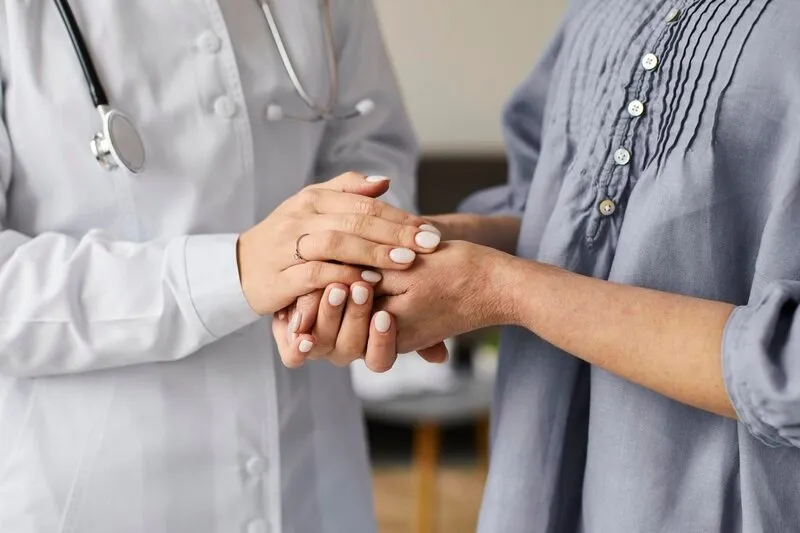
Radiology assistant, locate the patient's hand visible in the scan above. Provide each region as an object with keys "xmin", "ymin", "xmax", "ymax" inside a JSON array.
[{"xmin": 377, "ymin": 241, "xmax": 516, "ymax": 354}]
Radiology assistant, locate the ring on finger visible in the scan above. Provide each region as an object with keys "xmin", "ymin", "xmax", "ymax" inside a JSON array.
[{"xmin": 293, "ymin": 233, "xmax": 311, "ymax": 263}]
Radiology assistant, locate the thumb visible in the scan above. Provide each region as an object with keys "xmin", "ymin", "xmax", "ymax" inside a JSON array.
[
  {"xmin": 418, "ymin": 341, "xmax": 449, "ymax": 364},
  {"xmin": 309, "ymin": 171, "xmax": 392, "ymax": 198},
  {"xmin": 291, "ymin": 290, "xmax": 324, "ymax": 335}
]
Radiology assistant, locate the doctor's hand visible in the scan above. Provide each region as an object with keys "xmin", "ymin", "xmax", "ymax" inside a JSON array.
[
  {"xmin": 377, "ymin": 241, "xmax": 516, "ymax": 354},
  {"xmin": 237, "ymin": 172, "xmax": 441, "ymax": 316}
]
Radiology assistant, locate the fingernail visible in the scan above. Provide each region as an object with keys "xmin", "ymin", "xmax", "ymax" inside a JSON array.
[
  {"xmin": 289, "ymin": 311, "xmax": 301, "ymax": 333},
  {"xmin": 352, "ymin": 286, "xmax": 369, "ymax": 305},
  {"xmin": 328, "ymin": 288, "xmax": 347, "ymax": 306},
  {"xmin": 419, "ymin": 224, "xmax": 441, "ymax": 236},
  {"xmin": 277, "ymin": 310, "xmax": 287, "ymax": 321},
  {"xmin": 299, "ymin": 340, "xmax": 314, "ymax": 353},
  {"xmin": 361, "ymin": 270, "xmax": 382, "ymax": 283},
  {"xmin": 415, "ymin": 231, "xmax": 441, "ymax": 249},
  {"xmin": 375, "ymin": 311, "xmax": 391, "ymax": 333},
  {"xmin": 389, "ymin": 248, "xmax": 416, "ymax": 264},
  {"xmin": 365, "ymin": 175, "xmax": 391, "ymax": 183}
]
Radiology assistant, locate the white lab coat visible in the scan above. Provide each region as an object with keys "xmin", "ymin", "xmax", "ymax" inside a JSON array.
[{"xmin": 0, "ymin": 1, "xmax": 417, "ymax": 532}]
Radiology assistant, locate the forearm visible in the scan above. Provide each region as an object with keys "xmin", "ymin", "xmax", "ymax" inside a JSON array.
[
  {"xmin": 429, "ymin": 214, "xmax": 521, "ymax": 254},
  {"xmin": 500, "ymin": 257, "xmax": 736, "ymax": 418}
]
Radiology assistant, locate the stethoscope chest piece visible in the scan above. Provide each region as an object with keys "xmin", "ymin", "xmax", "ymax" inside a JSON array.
[{"xmin": 90, "ymin": 106, "xmax": 146, "ymax": 174}]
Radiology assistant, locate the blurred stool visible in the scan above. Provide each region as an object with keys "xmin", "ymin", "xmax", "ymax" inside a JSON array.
[{"xmin": 361, "ymin": 348, "xmax": 496, "ymax": 533}]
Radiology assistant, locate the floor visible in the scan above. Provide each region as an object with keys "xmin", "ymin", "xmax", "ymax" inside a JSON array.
[{"xmin": 372, "ymin": 465, "xmax": 486, "ymax": 533}]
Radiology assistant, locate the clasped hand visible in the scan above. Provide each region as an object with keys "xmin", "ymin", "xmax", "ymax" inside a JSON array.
[{"xmin": 248, "ymin": 173, "xmax": 508, "ymax": 373}]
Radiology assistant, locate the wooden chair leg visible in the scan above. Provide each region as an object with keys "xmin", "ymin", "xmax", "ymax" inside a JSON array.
[
  {"xmin": 413, "ymin": 423, "xmax": 440, "ymax": 533},
  {"xmin": 476, "ymin": 415, "xmax": 490, "ymax": 473}
]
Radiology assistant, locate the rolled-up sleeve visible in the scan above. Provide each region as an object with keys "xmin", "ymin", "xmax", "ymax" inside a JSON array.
[{"xmin": 723, "ymin": 279, "xmax": 800, "ymax": 447}]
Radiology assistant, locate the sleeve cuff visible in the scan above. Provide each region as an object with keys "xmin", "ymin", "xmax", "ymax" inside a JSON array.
[
  {"xmin": 183, "ymin": 234, "xmax": 261, "ymax": 339},
  {"xmin": 722, "ymin": 304, "xmax": 792, "ymax": 448}
]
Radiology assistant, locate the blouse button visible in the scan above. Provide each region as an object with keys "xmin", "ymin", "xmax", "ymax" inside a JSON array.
[
  {"xmin": 641, "ymin": 53, "xmax": 659, "ymax": 71},
  {"xmin": 599, "ymin": 199, "xmax": 617, "ymax": 216},
  {"xmin": 627, "ymin": 100, "xmax": 645, "ymax": 117},
  {"xmin": 614, "ymin": 148, "xmax": 631, "ymax": 166},
  {"xmin": 666, "ymin": 8, "xmax": 681, "ymax": 23},
  {"xmin": 214, "ymin": 96, "xmax": 237, "ymax": 119}
]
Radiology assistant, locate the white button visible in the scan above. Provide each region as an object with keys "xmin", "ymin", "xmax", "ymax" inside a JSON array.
[
  {"xmin": 246, "ymin": 519, "xmax": 268, "ymax": 533},
  {"xmin": 627, "ymin": 100, "xmax": 645, "ymax": 117},
  {"xmin": 666, "ymin": 8, "xmax": 681, "ymax": 23},
  {"xmin": 196, "ymin": 31, "xmax": 221, "ymax": 54},
  {"xmin": 614, "ymin": 148, "xmax": 631, "ymax": 166},
  {"xmin": 641, "ymin": 53, "xmax": 659, "ymax": 71},
  {"xmin": 598, "ymin": 199, "xmax": 616, "ymax": 216},
  {"xmin": 214, "ymin": 96, "xmax": 237, "ymax": 119},
  {"xmin": 246, "ymin": 456, "xmax": 266, "ymax": 477}
]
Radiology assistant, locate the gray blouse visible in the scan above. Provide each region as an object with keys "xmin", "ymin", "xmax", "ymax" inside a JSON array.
[{"xmin": 462, "ymin": 1, "xmax": 800, "ymax": 531}]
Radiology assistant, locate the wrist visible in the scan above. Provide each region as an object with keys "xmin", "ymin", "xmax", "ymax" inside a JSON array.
[{"xmin": 476, "ymin": 249, "xmax": 526, "ymax": 327}]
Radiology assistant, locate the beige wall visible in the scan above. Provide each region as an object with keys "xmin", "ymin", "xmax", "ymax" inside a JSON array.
[{"xmin": 374, "ymin": 0, "xmax": 566, "ymax": 155}]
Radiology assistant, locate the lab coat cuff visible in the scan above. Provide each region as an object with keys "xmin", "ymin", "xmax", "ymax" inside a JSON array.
[
  {"xmin": 722, "ymin": 304, "xmax": 792, "ymax": 448},
  {"xmin": 184, "ymin": 234, "xmax": 261, "ymax": 339}
]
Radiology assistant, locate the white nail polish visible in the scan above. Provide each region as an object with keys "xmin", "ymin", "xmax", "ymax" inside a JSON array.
[
  {"xmin": 328, "ymin": 288, "xmax": 347, "ymax": 306},
  {"xmin": 389, "ymin": 247, "xmax": 416, "ymax": 264},
  {"xmin": 419, "ymin": 224, "xmax": 441, "ymax": 236},
  {"xmin": 352, "ymin": 286, "xmax": 369, "ymax": 305},
  {"xmin": 375, "ymin": 311, "xmax": 391, "ymax": 333},
  {"xmin": 415, "ymin": 231, "xmax": 441, "ymax": 249},
  {"xmin": 361, "ymin": 270, "xmax": 382, "ymax": 283},
  {"xmin": 299, "ymin": 340, "xmax": 314, "ymax": 353},
  {"xmin": 365, "ymin": 175, "xmax": 391, "ymax": 183},
  {"xmin": 289, "ymin": 311, "xmax": 301, "ymax": 333}
]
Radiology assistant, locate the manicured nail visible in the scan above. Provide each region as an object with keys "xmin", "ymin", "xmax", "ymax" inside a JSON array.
[
  {"xmin": 328, "ymin": 288, "xmax": 347, "ymax": 306},
  {"xmin": 375, "ymin": 311, "xmax": 391, "ymax": 333},
  {"xmin": 365, "ymin": 175, "xmax": 391, "ymax": 183},
  {"xmin": 389, "ymin": 248, "xmax": 416, "ymax": 264},
  {"xmin": 415, "ymin": 231, "xmax": 440, "ymax": 249},
  {"xmin": 299, "ymin": 340, "xmax": 314, "ymax": 353},
  {"xmin": 289, "ymin": 311, "xmax": 301, "ymax": 333},
  {"xmin": 419, "ymin": 224, "xmax": 441, "ymax": 236},
  {"xmin": 361, "ymin": 270, "xmax": 382, "ymax": 283},
  {"xmin": 352, "ymin": 286, "xmax": 369, "ymax": 305}
]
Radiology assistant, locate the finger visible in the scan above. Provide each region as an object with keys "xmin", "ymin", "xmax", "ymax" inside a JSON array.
[
  {"xmin": 305, "ymin": 188, "xmax": 427, "ymax": 227},
  {"xmin": 311, "ymin": 214, "xmax": 441, "ymax": 254},
  {"xmin": 364, "ymin": 311, "xmax": 398, "ymax": 373},
  {"xmin": 294, "ymin": 231, "xmax": 417, "ymax": 270},
  {"xmin": 418, "ymin": 341, "xmax": 449, "ymax": 364},
  {"xmin": 283, "ymin": 333, "xmax": 317, "ymax": 369},
  {"xmin": 293, "ymin": 290, "xmax": 323, "ymax": 334},
  {"xmin": 272, "ymin": 311, "xmax": 311, "ymax": 369},
  {"xmin": 308, "ymin": 284, "xmax": 348, "ymax": 356},
  {"xmin": 331, "ymin": 282, "xmax": 374, "ymax": 365},
  {"xmin": 307, "ymin": 171, "xmax": 392, "ymax": 198},
  {"xmin": 276, "ymin": 262, "xmax": 382, "ymax": 312}
]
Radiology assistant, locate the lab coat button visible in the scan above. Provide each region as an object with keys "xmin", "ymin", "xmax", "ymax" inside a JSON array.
[
  {"xmin": 196, "ymin": 31, "xmax": 221, "ymax": 54},
  {"xmin": 246, "ymin": 518, "xmax": 269, "ymax": 533},
  {"xmin": 246, "ymin": 456, "xmax": 266, "ymax": 477},
  {"xmin": 214, "ymin": 96, "xmax": 237, "ymax": 119},
  {"xmin": 599, "ymin": 199, "xmax": 616, "ymax": 216},
  {"xmin": 641, "ymin": 53, "xmax": 659, "ymax": 71},
  {"xmin": 614, "ymin": 148, "xmax": 631, "ymax": 166},
  {"xmin": 627, "ymin": 99, "xmax": 645, "ymax": 117}
]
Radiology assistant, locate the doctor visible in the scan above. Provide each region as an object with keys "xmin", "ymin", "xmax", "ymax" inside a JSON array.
[{"xmin": 0, "ymin": 1, "xmax": 438, "ymax": 532}]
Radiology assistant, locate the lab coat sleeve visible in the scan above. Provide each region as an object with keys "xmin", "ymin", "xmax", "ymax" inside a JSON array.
[
  {"xmin": 313, "ymin": 0, "xmax": 418, "ymax": 213},
  {"xmin": 457, "ymin": 19, "xmax": 567, "ymax": 216},
  {"xmin": 0, "ymin": 213, "xmax": 260, "ymax": 375},
  {"xmin": 723, "ymin": 280, "xmax": 800, "ymax": 448}
]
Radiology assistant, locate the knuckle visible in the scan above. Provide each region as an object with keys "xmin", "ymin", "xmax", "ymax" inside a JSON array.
[
  {"xmin": 304, "ymin": 262, "xmax": 325, "ymax": 286},
  {"xmin": 299, "ymin": 188, "xmax": 319, "ymax": 207},
  {"xmin": 344, "ymin": 214, "xmax": 366, "ymax": 234},
  {"xmin": 323, "ymin": 230, "xmax": 344, "ymax": 255},
  {"xmin": 353, "ymin": 198, "xmax": 378, "ymax": 217}
]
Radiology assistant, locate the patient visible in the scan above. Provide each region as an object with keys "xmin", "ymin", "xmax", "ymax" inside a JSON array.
[{"xmin": 274, "ymin": 1, "xmax": 800, "ymax": 531}]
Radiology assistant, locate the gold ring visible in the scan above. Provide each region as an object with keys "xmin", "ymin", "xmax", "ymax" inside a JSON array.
[{"xmin": 293, "ymin": 233, "xmax": 310, "ymax": 263}]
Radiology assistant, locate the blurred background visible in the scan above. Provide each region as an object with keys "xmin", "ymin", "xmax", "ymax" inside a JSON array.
[{"xmin": 357, "ymin": 2, "xmax": 566, "ymax": 532}]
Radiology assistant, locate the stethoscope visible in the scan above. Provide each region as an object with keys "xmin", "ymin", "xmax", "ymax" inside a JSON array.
[{"xmin": 53, "ymin": 0, "xmax": 375, "ymax": 174}]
